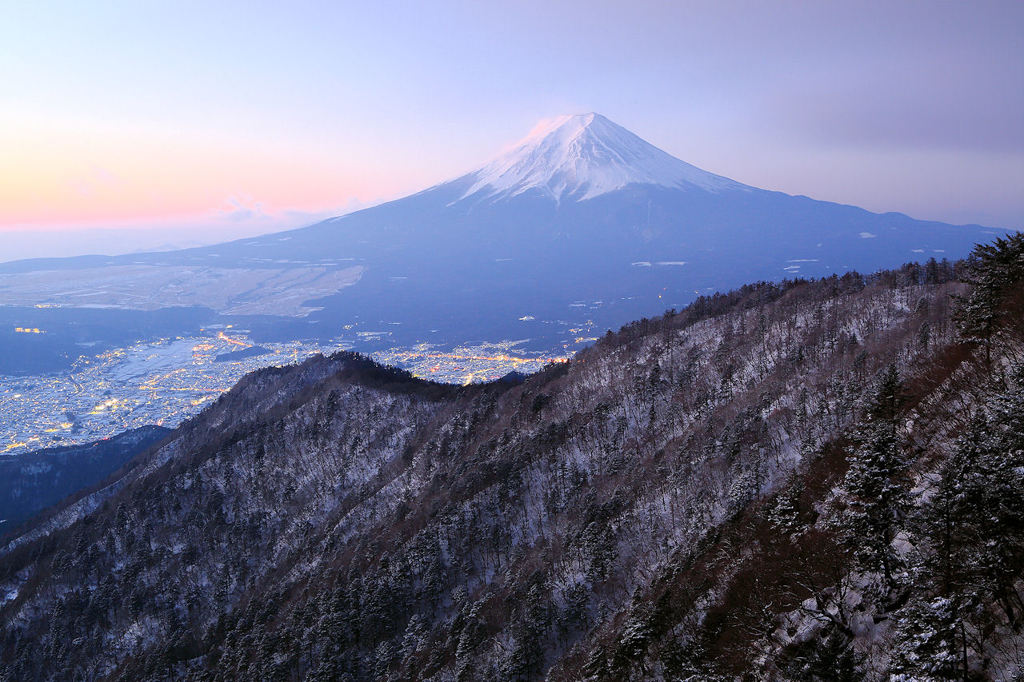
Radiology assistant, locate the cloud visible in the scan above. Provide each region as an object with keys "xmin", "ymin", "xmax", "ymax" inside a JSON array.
[
  {"xmin": 218, "ymin": 196, "xmax": 268, "ymax": 222},
  {"xmin": 211, "ymin": 197, "xmax": 376, "ymax": 231}
]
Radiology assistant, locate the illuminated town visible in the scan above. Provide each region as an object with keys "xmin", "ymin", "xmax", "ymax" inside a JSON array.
[{"xmin": 1, "ymin": 326, "xmax": 584, "ymax": 455}]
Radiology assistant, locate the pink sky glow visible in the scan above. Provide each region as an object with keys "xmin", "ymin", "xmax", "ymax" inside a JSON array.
[{"xmin": 2, "ymin": 1, "xmax": 1020, "ymax": 260}]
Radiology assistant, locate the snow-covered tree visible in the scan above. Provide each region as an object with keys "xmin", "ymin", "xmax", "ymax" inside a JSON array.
[{"xmin": 842, "ymin": 365, "xmax": 910, "ymax": 590}]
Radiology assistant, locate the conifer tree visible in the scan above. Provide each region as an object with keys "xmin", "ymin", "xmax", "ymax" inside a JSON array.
[
  {"xmin": 842, "ymin": 365, "xmax": 909, "ymax": 591},
  {"xmin": 955, "ymin": 233, "xmax": 1024, "ymax": 362},
  {"xmin": 889, "ymin": 596, "xmax": 963, "ymax": 681}
]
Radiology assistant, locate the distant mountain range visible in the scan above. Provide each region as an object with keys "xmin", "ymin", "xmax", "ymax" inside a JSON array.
[{"xmin": 0, "ymin": 113, "xmax": 1007, "ymax": 355}]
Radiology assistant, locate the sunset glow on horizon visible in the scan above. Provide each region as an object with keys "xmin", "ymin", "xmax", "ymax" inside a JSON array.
[
  {"xmin": 2, "ymin": 0, "xmax": 1021, "ymax": 257},
  {"xmin": 0, "ymin": 109, "xmax": 425, "ymax": 231}
]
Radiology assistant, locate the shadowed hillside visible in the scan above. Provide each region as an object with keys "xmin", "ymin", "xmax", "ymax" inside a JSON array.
[
  {"xmin": 2, "ymin": 237, "xmax": 1024, "ymax": 680},
  {"xmin": 0, "ymin": 426, "xmax": 169, "ymax": 532}
]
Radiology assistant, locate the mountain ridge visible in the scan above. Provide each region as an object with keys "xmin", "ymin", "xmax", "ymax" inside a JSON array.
[{"xmin": 4, "ymin": 241, "xmax": 1024, "ymax": 679}]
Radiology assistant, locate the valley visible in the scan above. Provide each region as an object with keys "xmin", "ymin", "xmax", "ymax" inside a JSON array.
[
  {"xmin": 0, "ymin": 264, "xmax": 364, "ymax": 316},
  {"xmin": 0, "ymin": 328, "xmax": 567, "ymax": 455}
]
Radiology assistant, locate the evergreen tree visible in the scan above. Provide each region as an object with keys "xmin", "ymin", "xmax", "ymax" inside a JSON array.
[
  {"xmin": 455, "ymin": 600, "xmax": 487, "ymax": 662},
  {"xmin": 955, "ymin": 233, "xmax": 1024, "ymax": 362},
  {"xmin": 889, "ymin": 596, "xmax": 963, "ymax": 681},
  {"xmin": 767, "ymin": 474, "xmax": 805, "ymax": 538},
  {"xmin": 400, "ymin": 612, "xmax": 427, "ymax": 660},
  {"xmin": 842, "ymin": 365, "xmax": 909, "ymax": 591}
]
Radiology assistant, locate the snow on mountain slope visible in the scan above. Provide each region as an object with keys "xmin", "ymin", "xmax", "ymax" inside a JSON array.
[
  {"xmin": 0, "ymin": 112, "xmax": 1001, "ymax": 366},
  {"xmin": 457, "ymin": 113, "xmax": 749, "ymax": 202}
]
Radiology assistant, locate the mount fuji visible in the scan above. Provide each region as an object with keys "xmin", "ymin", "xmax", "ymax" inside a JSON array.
[
  {"xmin": 457, "ymin": 113, "xmax": 746, "ymax": 201},
  {"xmin": 0, "ymin": 113, "xmax": 1006, "ymax": 355}
]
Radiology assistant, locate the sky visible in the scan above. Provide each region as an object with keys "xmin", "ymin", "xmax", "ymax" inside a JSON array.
[{"xmin": 1, "ymin": 1, "xmax": 1021, "ymax": 260}]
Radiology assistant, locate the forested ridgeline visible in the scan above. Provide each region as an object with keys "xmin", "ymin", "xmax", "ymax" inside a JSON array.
[{"xmin": 1, "ymin": 236, "xmax": 1023, "ymax": 680}]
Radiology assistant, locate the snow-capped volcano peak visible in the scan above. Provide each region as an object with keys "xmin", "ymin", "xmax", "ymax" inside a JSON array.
[{"xmin": 458, "ymin": 113, "xmax": 745, "ymax": 202}]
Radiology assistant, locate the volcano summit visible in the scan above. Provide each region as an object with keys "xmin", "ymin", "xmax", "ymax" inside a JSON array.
[
  {"xmin": 0, "ymin": 113, "xmax": 1003, "ymax": 357},
  {"xmin": 457, "ymin": 113, "xmax": 746, "ymax": 201}
]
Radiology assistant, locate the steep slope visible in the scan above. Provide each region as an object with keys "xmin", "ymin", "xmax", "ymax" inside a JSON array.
[
  {"xmin": 0, "ymin": 115, "xmax": 1002, "ymax": 360},
  {"xmin": 456, "ymin": 113, "xmax": 746, "ymax": 201},
  {"xmin": 0, "ymin": 426, "xmax": 169, "ymax": 532},
  {"xmin": 3, "ymin": 240, "xmax": 1023, "ymax": 680}
]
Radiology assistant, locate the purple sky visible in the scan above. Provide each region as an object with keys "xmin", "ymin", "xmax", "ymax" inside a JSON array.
[{"xmin": 1, "ymin": 1, "xmax": 1021, "ymax": 260}]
